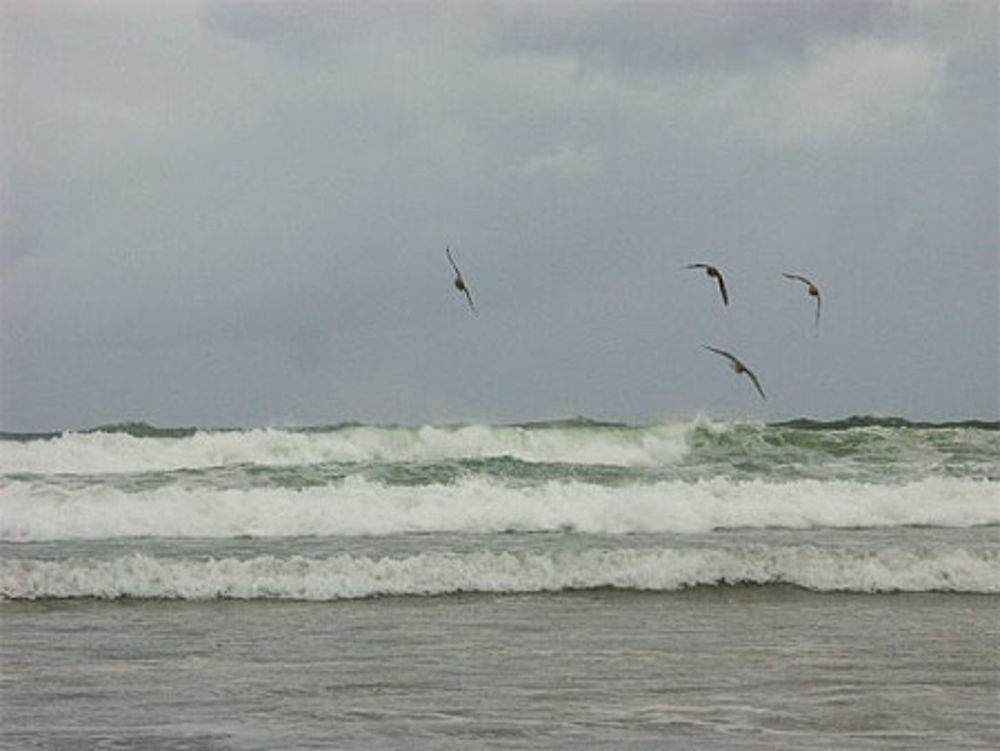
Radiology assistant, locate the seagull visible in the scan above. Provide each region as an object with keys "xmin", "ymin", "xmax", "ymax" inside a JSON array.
[
  {"xmin": 704, "ymin": 346, "xmax": 766, "ymax": 400},
  {"xmin": 782, "ymin": 273, "xmax": 821, "ymax": 327},
  {"xmin": 684, "ymin": 263, "xmax": 729, "ymax": 306},
  {"xmin": 445, "ymin": 247, "xmax": 477, "ymax": 314}
]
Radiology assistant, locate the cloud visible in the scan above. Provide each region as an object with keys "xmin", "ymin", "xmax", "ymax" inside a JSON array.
[
  {"xmin": 488, "ymin": 0, "xmax": 885, "ymax": 74},
  {"xmin": 502, "ymin": 143, "xmax": 602, "ymax": 180},
  {"xmin": 0, "ymin": 1, "xmax": 995, "ymax": 429},
  {"xmin": 721, "ymin": 38, "xmax": 948, "ymax": 150}
]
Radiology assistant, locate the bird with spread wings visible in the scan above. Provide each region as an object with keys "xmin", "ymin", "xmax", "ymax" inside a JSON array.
[
  {"xmin": 704, "ymin": 346, "xmax": 766, "ymax": 400},
  {"xmin": 446, "ymin": 247, "xmax": 477, "ymax": 314},
  {"xmin": 782, "ymin": 273, "xmax": 821, "ymax": 327},
  {"xmin": 684, "ymin": 263, "xmax": 729, "ymax": 306}
]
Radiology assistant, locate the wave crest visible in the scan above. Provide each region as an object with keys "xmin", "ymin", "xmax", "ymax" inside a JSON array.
[
  {"xmin": 0, "ymin": 422, "xmax": 696, "ymax": 475},
  {"xmin": 2, "ymin": 476, "xmax": 996, "ymax": 542},
  {"xmin": 3, "ymin": 546, "xmax": 997, "ymax": 600}
]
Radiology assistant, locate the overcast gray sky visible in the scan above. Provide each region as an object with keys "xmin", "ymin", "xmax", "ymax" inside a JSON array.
[{"xmin": 1, "ymin": 0, "xmax": 997, "ymax": 431}]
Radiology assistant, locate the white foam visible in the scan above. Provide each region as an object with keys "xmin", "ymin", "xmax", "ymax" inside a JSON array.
[
  {"xmin": 2, "ymin": 476, "xmax": 996, "ymax": 542},
  {"xmin": 3, "ymin": 546, "xmax": 997, "ymax": 600},
  {"xmin": 0, "ymin": 423, "xmax": 694, "ymax": 475}
]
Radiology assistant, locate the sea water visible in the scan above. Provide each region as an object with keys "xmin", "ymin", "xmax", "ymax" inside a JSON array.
[{"xmin": 1, "ymin": 417, "xmax": 998, "ymax": 748}]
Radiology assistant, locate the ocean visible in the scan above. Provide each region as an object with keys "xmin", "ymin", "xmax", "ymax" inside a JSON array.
[{"xmin": 1, "ymin": 417, "xmax": 998, "ymax": 749}]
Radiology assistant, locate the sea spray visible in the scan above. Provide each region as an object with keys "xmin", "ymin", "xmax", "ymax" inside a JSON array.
[
  {"xmin": 3, "ymin": 418, "xmax": 995, "ymax": 481},
  {"xmin": 0, "ymin": 421, "xmax": 696, "ymax": 475}
]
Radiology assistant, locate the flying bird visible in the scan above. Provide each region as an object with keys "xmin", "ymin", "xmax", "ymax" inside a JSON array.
[
  {"xmin": 704, "ymin": 346, "xmax": 766, "ymax": 400},
  {"xmin": 782, "ymin": 273, "xmax": 821, "ymax": 327},
  {"xmin": 684, "ymin": 263, "xmax": 729, "ymax": 306},
  {"xmin": 445, "ymin": 247, "xmax": 477, "ymax": 314}
]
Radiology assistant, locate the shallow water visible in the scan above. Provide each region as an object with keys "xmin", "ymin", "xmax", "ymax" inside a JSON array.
[{"xmin": 3, "ymin": 589, "xmax": 998, "ymax": 750}]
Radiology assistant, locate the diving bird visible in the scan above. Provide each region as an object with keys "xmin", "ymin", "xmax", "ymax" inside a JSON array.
[
  {"xmin": 446, "ymin": 247, "xmax": 477, "ymax": 314},
  {"xmin": 704, "ymin": 346, "xmax": 766, "ymax": 400},
  {"xmin": 684, "ymin": 263, "xmax": 729, "ymax": 306},
  {"xmin": 782, "ymin": 273, "xmax": 821, "ymax": 327}
]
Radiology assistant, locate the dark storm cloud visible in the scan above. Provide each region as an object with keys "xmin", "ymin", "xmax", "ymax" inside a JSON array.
[{"xmin": 0, "ymin": 1, "xmax": 996, "ymax": 431}]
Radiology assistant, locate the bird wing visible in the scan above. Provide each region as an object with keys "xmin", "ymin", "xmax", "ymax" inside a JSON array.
[
  {"xmin": 783, "ymin": 272, "xmax": 812, "ymax": 286},
  {"xmin": 445, "ymin": 247, "xmax": 461, "ymax": 276},
  {"xmin": 704, "ymin": 345, "xmax": 738, "ymax": 365},
  {"xmin": 463, "ymin": 286, "xmax": 478, "ymax": 314},
  {"xmin": 684, "ymin": 263, "xmax": 708, "ymax": 270},
  {"xmin": 814, "ymin": 292, "xmax": 821, "ymax": 327},
  {"xmin": 715, "ymin": 272, "xmax": 729, "ymax": 306},
  {"xmin": 744, "ymin": 367, "xmax": 767, "ymax": 400}
]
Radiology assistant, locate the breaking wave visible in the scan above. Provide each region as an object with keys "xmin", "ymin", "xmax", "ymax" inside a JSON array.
[
  {"xmin": 2, "ymin": 475, "xmax": 996, "ymax": 542},
  {"xmin": 0, "ymin": 421, "xmax": 696, "ymax": 475},
  {"xmin": 2, "ymin": 417, "xmax": 997, "ymax": 480},
  {"xmin": 3, "ymin": 546, "xmax": 996, "ymax": 600}
]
